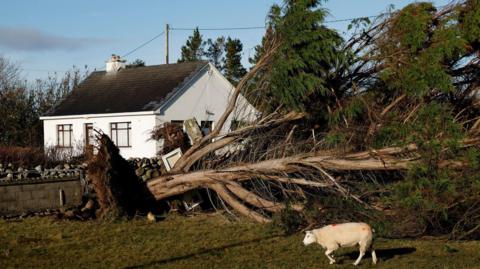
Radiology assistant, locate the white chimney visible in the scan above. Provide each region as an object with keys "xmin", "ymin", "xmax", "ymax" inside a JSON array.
[{"xmin": 106, "ymin": 54, "xmax": 126, "ymax": 73}]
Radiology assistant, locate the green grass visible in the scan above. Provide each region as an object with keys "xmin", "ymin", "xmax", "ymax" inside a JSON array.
[{"xmin": 1, "ymin": 213, "xmax": 479, "ymax": 269}]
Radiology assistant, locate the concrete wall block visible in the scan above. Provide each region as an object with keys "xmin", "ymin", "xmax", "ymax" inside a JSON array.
[
  {"xmin": 6, "ymin": 186, "xmax": 22, "ymax": 193},
  {"xmin": 2, "ymin": 191, "xmax": 16, "ymax": 201},
  {"xmin": 18, "ymin": 191, "xmax": 32, "ymax": 201},
  {"xmin": 31, "ymin": 190, "xmax": 47, "ymax": 199},
  {"xmin": 22, "ymin": 184, "xmax": 40, "ymax": 192}
]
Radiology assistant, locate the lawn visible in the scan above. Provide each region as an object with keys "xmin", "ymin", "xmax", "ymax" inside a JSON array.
[{"xmin": 1, "ymin": 213, "xmax": 479, "ymax": 269}]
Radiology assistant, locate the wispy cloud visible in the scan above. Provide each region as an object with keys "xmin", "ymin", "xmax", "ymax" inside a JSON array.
[{"xmin": 0, "ymin": 26, "xmax": 108, "ymax": 51}]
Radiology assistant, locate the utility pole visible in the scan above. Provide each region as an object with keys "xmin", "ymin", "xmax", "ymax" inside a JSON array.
[{"xmin": 165, "ymin": 23, "xmax": 169, "ymax": 64}]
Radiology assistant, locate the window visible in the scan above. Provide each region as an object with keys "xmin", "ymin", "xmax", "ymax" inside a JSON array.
[
  {"xmin": 57, "ymin": 124, "xmax": 73, "ymax": 147},
  {"xmin": 85, "ymin": 123, "xmax": 94, "ymax": 146},
  {"xmin": 110, "ymin": 122, "xmax": 131, "ymax": 147},
  {"xmin": 200, "ymin": 121, "xmax": 213, "ymax": 136}
]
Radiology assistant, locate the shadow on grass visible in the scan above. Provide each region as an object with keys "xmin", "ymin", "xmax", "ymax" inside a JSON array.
[
  {"xmin": 123, "ymin": 234, "xmax": 282, "ymax": 269},
  {"xmin": 343, "ymin": 247, "xmax": 416, "ymax": 262}
]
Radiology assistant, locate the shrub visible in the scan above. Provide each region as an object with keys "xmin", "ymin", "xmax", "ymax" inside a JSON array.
[
  {"xmin": 272, "ymin": 203, "xmax": 305, "ymax": 235},
  {"xmin": 0, "ymin": 146, "xmax": 44, "ymax": 167}
]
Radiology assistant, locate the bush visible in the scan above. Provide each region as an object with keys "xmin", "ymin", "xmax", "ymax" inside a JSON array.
[
  {"xmin": 0, "ymin": 146, "xmax": 44, "ymax": 167},
  {"xmin": 272, "ymin": 203, "xmax": 305, "ymax": 235},
  {"xmin": 0, "ymin": 145, "xmax": 85, "ymax": 168}
]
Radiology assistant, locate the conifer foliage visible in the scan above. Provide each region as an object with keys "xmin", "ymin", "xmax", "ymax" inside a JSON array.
[
  {"xmin": 204, "ymin": 36, "xmax": 225, "ymax": 71},
  {"xmin": 252, "ymin": 0, "xmax": 345, "ymax": 112},
  {"xmin": 178, "ymin": 27, "xmax": 205, "ymax": 63},
  {"xmin": 224, "ymin": 38, "xmax": 247, "ymax": 84}
]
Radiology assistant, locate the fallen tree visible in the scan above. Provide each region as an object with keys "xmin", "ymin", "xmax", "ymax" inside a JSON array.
[
  {"xmin": 147, "ymin": 140, "xmax": 478, "ymax": 222},
  {"xmin": 85, "ymin": 1, "xmax": 480, "ymax": 239}
]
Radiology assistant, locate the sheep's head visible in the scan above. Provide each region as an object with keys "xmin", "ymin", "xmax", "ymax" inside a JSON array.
[{"xmin": 303, "ymin": 231, "xmax": 316, "ymax": 245}]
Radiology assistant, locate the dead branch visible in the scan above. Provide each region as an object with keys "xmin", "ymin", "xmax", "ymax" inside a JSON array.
[
  {"xmin": 176, "ymin": 111, "xmax": 304, "ymax": 172},
  {"xmin": 210, "ymin": 183, "xmax": 271, "ymax": 223},
  {"xmin": 380, "ymin": 93, "xmax": 407, "ymax": 116},
  {"xmin": 172, "ymin": 36, "xmax": 281, "ymax": 173}
]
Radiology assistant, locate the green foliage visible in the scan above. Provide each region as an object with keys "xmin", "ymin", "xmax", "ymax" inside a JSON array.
[
  {"xmin": 376, "ymin": 102, "xmax": 480, "ymax": 235},
  {"xmin": 459, "ymin": 0, "xmax": 480, "ymax": 45},
  {"xmin": 379, "ymin": 3, "xmax": 467, "ymax": 96},
  {"xmin": 272, "ymin": 202, "xmax": 305, "ymax": 235},
  {"xmin": 328, "ymin": 97, "xmax": 366, "ymax": 126},
  {"xmin": 324, "ymin": 131, "xmax": 346, "ymax": 147},
  {"xmin": 178, "ymin": 27, "xmax": 205, "ymax": 63},
  {"xmin": 223, "ymin": 37, "xmax": 247, "ymax": 84},
  {"xmin": 374, "ymin": 102, "xmax": 463, "ymax": 148},
  {"xmin": 255, "ymin": 0, "xmax": 346, "ymax": 112},
  {"xmin": 204, "ymin": 36, "xmax": 225, "ymax": 71}
]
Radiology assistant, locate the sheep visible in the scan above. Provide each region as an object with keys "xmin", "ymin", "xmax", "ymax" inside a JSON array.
[{"xmin": 303, "ymin": 222, "xmax": 377, "ymax": 266}]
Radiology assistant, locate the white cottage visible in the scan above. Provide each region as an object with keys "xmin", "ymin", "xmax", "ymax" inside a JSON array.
[{"xmin": 40, "ymin": 57, "xmax": 257, "ymax": 158}]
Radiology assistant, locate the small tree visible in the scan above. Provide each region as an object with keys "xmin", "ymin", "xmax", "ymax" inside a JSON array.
[
  {"xmin": 178, "ymin": 27, "xmax": 205, "ymax": 63},
  {"xmin": 205, "ymin": 36, "xmax": 225, "ymax": 71},
  {"xmin": 223, "ymin": 37, "xmax": 246, "ymax": 84}
]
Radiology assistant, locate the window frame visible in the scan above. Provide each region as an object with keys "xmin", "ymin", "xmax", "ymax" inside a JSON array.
[
  {"xmin": 57, "ymin": 124, "xmax": 73, "ymax": 148},
  {"xmin": 85, "ymin": 123, "xmax": 94, "ymax": 146},
  {"xmin": 200, "ymin": 120, "xmax": 214, "ymax": 136},
  {"xmin": 110, "ymin": 122, "xmax": 132, "ymax": 148}
]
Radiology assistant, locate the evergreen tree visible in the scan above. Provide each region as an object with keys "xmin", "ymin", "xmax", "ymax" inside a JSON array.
[
  {"xmin": 178, "ymin": 28, "xmax": 205, "ymax": 63},
  {"xmin": 223, "ymin": 37, "xmax": 247, "ymax": 84},
  {"xmin": 205, "ymin": 37, "xmax": 225, "ymax": 71},
  {"xmin": 252, "ymin": 0, "xmax": 345, "ymax": 113}
]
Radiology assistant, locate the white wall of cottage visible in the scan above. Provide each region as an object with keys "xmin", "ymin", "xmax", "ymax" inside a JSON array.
[
  {"xmin": 41, "ymin": 63, "xmax": 258, "ymax": 159},
  {"xmin": 42, "ymin": 113, "xmax": 157, "ymax": 159}
]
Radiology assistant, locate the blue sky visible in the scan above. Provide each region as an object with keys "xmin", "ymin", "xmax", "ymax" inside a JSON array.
[{"xmin": 0, "ymin": 0, "xmax": 452, "ymax": 81}]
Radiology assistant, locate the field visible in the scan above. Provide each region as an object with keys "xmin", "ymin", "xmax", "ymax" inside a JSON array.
[{"xmin": 1, "ymin": 213, "xmax": 479, "ymax": 269}]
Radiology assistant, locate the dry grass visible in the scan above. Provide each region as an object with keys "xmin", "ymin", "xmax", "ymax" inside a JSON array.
[{"xmin": 0, "ymin": 213, "xmax": 479, "ymax": 269}]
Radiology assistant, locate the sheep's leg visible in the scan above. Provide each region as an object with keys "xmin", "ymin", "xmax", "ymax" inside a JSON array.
[
  {"xmin": 353, "ymin": 243, "xmax": 367, "ymax": 266},
  {"xmin": 353, "ymin": 251, "xmax": 365, "ymax": 266},
  {"xmin": 371, "ymin": 249, "xmax": 377, "ymax": 265},
  {"xmin": 325, "ymin": 249, "xmax": 336, "ymax": 264}
]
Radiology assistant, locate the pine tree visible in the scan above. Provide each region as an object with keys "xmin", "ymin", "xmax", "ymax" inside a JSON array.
[
  {"xmin": 223, "ymin": 37, "xmax": 246, "ymax": 84},
  {"xmin": 178, "ymin": 28, "xmax": 205, "ymax": 63},
  {"xmin": 205, "ymin": 37, "xmax": 225, "ymax": 71},
  {"xmin": 251, "ymin": 0, "xmax": 345, "ymax": 113}
]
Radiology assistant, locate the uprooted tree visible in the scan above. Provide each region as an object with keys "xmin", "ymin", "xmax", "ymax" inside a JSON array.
[{"xmin": 92, "ymin": 0, "xmax": 480, "ymax": 239}]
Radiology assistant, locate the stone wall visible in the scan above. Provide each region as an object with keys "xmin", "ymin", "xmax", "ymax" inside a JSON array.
[
  {"xmin": 0, "ymin": 157, "xmax": 165, "ymax": 216},
  {"xmin": 0, "ymin": 178, "xmax": 83, "ymax": 215}
]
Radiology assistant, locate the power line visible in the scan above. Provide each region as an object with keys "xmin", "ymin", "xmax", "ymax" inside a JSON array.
[
  {"xmin": 171, "ymin": 26, "xmax": 266, "ymax": 31},
  {"xmin": 122, "ymin": 31, "xmax": 165, "ymax": 58},
  {"xmin": 169, "ymin": 3, "xmax": 449, "ymax": 32},
  {"xmin": 169, "ymin": 14, "xmax": 385, "ymax": 32},
  {"xmin": 325, "ymin": 15, "xmax": 384, "ymax": 23},
  {"xmin": 89, "ymin": 30, "xmax": 166, "ymax": 71}
]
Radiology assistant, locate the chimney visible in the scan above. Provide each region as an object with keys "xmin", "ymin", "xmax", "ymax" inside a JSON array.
[{"xmin": 106, "ymin": 54, "xmax": 126, "ymax": 73}]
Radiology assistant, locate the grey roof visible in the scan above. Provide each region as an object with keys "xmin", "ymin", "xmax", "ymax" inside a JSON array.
[{"xmin": 45, "ymin": 61, "xmax": 208, "ymax": 116}]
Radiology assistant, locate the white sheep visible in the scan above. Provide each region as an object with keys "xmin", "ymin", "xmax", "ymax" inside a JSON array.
[{"xmin": 303, "ymin": 222, "xmax": 377, "ymax": 266}]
